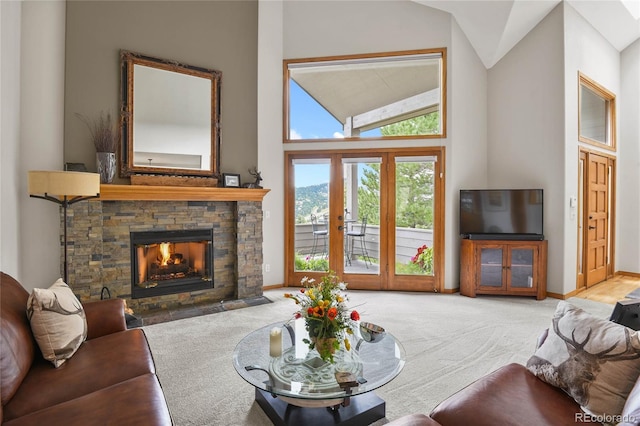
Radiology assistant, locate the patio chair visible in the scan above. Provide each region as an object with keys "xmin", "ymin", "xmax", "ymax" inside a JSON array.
[
  {"xmin": 310, "ymin": 214, "xmax": 328, "ymax": 259},
  {"xmin": 346, "ymin": 216, "xmax": 371, "ymax": 268}
]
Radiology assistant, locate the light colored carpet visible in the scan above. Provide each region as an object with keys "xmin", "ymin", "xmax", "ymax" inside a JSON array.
[{"xmin": 143, "ymin": 288, "xmax": 613, "ymax": 426}]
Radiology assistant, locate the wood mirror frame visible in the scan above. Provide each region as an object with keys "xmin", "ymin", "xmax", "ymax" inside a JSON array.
[{"xmin": 120, "ymin": 50, "xmax": 222, "ymax": 178}]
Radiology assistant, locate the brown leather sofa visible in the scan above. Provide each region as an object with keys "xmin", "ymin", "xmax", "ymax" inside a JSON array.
[
  {"xmin": 387, "ymin": 362, "xmax": 640, "ymax": 426},
  {"xmin": 0, "ymin": 272, "xmax": 172, "ymax": 425}
]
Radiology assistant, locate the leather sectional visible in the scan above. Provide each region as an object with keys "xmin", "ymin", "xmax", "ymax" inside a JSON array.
[{"xmin": 0, "ymin": 272, "xmax": 172, "ymax": 425}]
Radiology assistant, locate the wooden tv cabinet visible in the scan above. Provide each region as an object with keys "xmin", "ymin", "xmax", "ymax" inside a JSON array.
[{"xmin": 460, "ymin": 239, "xmax": 547, "ymax": 300}]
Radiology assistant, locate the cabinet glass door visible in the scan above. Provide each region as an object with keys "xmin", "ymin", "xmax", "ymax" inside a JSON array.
[
  {"xmin": 479, "ymin": 248, "xmax": 503, "ymax": 287},
  {"xmin": 510, "ymin": 248, "xmax": 534, "ymax": 288}
]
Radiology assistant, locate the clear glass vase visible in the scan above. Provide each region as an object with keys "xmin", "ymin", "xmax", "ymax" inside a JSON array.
[
  {"xmin": 311, "ymin": 336, "xmax": 337, "ymax": 362},
  {"xmin": 96, "ymin": 152, "xmax": 116, "ymax": 184}
]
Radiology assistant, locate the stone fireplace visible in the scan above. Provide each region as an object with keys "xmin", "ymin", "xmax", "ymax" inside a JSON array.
[
  {"xmin": 130, "ymin": 229, "xmax": 214, "ymax": 299},
  {"xmin": 62, "ymin": 185, "xmax": 268, "ymax": 313}
]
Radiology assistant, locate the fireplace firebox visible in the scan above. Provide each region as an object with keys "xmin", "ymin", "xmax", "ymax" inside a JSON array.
[{"xmin": 130, "ymin": 229, "xmax": 213, "ymax": 299}]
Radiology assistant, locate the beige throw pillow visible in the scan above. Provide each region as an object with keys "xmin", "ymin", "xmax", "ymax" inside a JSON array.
[
  {"xmin": 27, "ymin": 279, "xmax": 87, "ymax": 367},
  {"xmin": 526, "ymin": 301, "xmax": 640, "ymax": 418}
]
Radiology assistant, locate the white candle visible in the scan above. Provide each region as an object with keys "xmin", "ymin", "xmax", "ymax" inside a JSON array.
[{"xmin": 269, "ymin": 327, "xmax": 282, "ymax": 357}]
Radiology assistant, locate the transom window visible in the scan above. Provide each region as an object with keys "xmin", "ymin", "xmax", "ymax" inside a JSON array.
[
  {"xmin": 578, "ymin": 72, "xmax": 616, "ymax": 151},
  {"xmin": 284, "ymin": 49, "xmax": 446, "ymax": 142}
]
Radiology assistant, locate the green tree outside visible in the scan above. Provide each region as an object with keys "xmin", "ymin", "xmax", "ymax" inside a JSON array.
[
  {"xmin": 358, "ymin": 113, "xmax": 439, "ymax": 228},
  {"xmin": 381, "ymin": 112, "xmax": 440, "ymax": 136}
]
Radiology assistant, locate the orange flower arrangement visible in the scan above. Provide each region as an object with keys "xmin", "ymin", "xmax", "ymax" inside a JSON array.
[{"xmin": 285, "ymin": 271, "xmax": 360, "ymax": 362}]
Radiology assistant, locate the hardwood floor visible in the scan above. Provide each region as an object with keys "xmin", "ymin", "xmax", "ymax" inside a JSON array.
[{"xmin": 573, "ymin": 274, "xmax": 640, "ymax": 305}]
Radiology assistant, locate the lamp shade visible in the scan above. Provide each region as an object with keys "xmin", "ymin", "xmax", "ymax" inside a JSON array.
[{"xmin": 28, "ymin": 171, "xmax": 100, "ymax": 197}]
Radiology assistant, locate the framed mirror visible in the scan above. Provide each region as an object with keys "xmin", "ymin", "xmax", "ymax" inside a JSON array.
[{"xmin": 120, "ymin": 50, "xmax": 222, "ymax": 177}]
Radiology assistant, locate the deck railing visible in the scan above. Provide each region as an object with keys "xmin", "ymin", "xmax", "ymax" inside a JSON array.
[{"xmin": 294, "ymin": 223, "xmax": 433, "ymax": 264}]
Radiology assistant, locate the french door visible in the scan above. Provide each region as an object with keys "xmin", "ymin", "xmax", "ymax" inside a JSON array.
[{"xmin": 285, "ymin": 148, "xmax": 444, "ymax": 292}]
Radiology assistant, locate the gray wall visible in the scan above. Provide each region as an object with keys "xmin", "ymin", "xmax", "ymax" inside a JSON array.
[
  {"xmin": 618, "ymin": 38, "xmax": 640, "ymax": 273},
  {"xmin": 272, "ymin": 1, "xmax": 472, "ymax": 289},
  {"xmin": 1, "ymin": 1, "xmax": 66, "ymax": 290},
  {"xmin": 64, "ymin": 1, "xmax": 258, "ymax": 183},
  {"xmin": 487, "ymin": 4, "xmax": 565, "ymax": 294},
  {"xmin": 1, "ymin": 0, "xmax": 24, "ymax": 280},
  {"xmin": 562, "ymin": 2, "xmax": 622, "ymax": 294}
]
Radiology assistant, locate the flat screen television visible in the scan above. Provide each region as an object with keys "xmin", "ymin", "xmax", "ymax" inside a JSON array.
[
  {"xmin": 460, "ymin": 189, "xmax": 544, "ymax": 240},
  {"xmin": 610, "ymin": 299, "xmax": 640, "ymax": 331}
]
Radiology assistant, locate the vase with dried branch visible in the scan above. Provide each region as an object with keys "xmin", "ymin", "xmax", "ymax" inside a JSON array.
[{"xmin": 76, "ymin": 111, "xmax": 119, "ymax": 184}]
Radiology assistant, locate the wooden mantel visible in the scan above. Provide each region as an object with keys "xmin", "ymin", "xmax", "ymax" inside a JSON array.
[{"xmin": 98, "ymin": 184, "xmax": 270, "ymax": 202}]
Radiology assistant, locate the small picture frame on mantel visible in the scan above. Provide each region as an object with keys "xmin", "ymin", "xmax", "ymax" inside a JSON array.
[{"xmin": 223, "ymin": 173, "xmax": 241, "ymax": 188}]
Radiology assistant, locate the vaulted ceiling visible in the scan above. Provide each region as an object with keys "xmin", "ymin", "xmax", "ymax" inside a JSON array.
[
  {"xmin": 414, "ymin": 0, "xmax": 640, "ymax": 68},
  {"xmin": 288, "ymin": 1, "xmax": 638, "ymax": 132}
]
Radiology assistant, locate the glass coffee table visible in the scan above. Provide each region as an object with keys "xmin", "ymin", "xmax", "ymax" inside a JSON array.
[{"xmin": 233, "ymin": 318, "xmax": 405, "ymax": 426}]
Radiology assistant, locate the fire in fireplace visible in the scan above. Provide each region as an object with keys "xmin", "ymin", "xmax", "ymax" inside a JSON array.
[{"xmin": 130, "ymin": 229, "xmax": 213, "ymax": 299}]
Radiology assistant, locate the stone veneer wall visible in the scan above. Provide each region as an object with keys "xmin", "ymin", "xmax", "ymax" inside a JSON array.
[{"xmin": 63, "ymin": 199, "xmax": 263, "ymax": 312}]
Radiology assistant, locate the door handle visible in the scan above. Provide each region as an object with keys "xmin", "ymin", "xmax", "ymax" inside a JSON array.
[
  {"xmin": 338, "ymin": 225, "xmax": 344, "ymax": 231},
  {"xmin": 588, "ymin": 226, "xmax": 596, "ymax": 230}
]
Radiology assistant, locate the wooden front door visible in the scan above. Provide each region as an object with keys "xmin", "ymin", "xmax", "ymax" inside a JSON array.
[{"xmin": 585, "ymin": 152, "xmax": 609, "ymax": 287}]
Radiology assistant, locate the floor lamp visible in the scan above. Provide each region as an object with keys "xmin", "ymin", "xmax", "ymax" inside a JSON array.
[{"xmin": 28, "ymin": 171, "xmax": 101, "ymax": 284}]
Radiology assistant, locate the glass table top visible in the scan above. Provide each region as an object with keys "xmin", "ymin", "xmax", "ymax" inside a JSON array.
[{"xmin": 232, "ymin": 318, "xmax": 405, "ymax": 403}]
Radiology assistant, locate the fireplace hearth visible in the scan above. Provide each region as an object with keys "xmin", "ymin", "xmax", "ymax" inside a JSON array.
[
  {"xmin": 130, "ymin": 229, "xmax": 213, "ymax": 299},
  {"xmin": 63, "ymin": 194, "xmax": 265, "ymax": 314}
]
